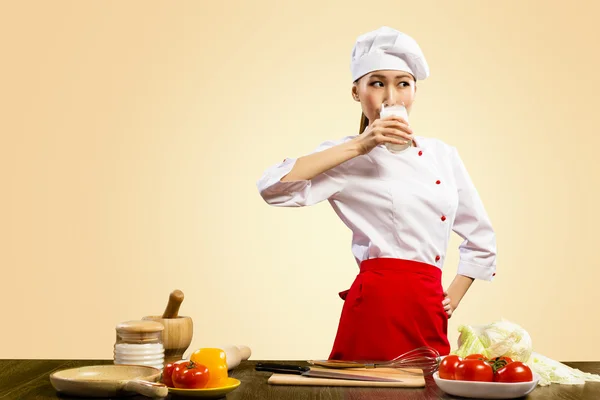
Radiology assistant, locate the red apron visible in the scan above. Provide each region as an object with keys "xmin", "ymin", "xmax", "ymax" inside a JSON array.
[{"xmin": 329, "ymin": 258, "xmax": 450, "ymax": 361}]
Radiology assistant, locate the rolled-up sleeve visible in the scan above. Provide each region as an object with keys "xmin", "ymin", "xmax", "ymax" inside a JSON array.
[
  {"xmin": 450, "ymin": 147, "xmax": 497, "ymax": 281},
  {"xmin": 256, "ymin": 140, "xmax": 348, "ymax": 207}
]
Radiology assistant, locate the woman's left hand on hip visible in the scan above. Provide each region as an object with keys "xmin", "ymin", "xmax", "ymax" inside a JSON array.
[{"xmin": 442, "ymin": 291, "xmax": 454, "ymax": 318}]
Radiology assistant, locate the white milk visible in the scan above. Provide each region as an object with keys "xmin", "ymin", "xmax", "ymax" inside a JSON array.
[{"xmin": 379, "ymin": 104, "xmax": 411, "ymax": 153}]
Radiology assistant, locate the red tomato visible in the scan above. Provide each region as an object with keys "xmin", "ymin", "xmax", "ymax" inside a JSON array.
[
  {"xmin": 162, "ymin": 362, "xmax": 176, "ymax": 387},
  {"xmin": 439, "ymin": 355, "xmax": 462, "ymax": 380},
  {"xmin": 487, "ymin": 356, "xmax": 515, "ymax": 373},
  {"xmin": 172, "ymin": 360, "xmax": 211, "ymax": 389},
  {"xmin": 495, "ymin": 362, "xmax": 533, "ymax": 383},
  {"xmin": 464, "ymin": 353, "xmax": 489, "ymax": 361},
  {"xmin": 455, "ymin": 359, "xmax": 494, "ymax": 382}
]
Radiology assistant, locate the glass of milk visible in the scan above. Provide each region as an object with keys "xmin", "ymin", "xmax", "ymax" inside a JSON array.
[{"xmin": 379, "ymin": 104, "xmax": 411, "ymax": 153}]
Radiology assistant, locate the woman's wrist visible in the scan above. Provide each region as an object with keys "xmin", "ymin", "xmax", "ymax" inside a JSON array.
[
  {"xmin": 348, "ymin": 135, "xmax": 367, "ymax": 156},
  {"xmin": 446, "ymin": 274, "xmax": 474, "ymax": 309}
]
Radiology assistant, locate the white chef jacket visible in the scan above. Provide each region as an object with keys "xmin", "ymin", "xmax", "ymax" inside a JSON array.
[{"xmin": 256, "ymin": 135, "xmax": 497, "ymax": 281}]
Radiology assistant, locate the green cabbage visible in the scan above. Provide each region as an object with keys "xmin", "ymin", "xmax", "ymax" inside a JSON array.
[
  {"xmin": 479, "ymin": 319, "xmax": 533, "ymax": 362},
  {"xmin": 528, "ymin": 352, "xmax": 600, "ymax": 386},
  {"xmin": 451, "ymin": 319, "xmax": 600, "ymax": 386},
  {"xmin": 453, "ymin": 324, "xmax": 487, "ymax": 358}
]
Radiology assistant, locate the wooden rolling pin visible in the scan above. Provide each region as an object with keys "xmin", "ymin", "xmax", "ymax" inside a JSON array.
[{"xmin": 162, "ymin": 290, "xmax": 184, "ymax": 318}]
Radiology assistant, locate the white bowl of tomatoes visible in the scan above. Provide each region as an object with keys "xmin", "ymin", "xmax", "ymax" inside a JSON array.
[{"xmin": 433, "ymin": 354, "xmax": 540, "ymax": 399}]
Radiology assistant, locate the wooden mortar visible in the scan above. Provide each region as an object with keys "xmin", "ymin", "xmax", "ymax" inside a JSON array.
[{"xmin": 143, "ymin": 289, "xmax": 193, "ymax": 364}]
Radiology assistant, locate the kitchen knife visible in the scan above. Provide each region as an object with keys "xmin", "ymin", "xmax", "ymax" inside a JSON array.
[{"xmin": 255, "ymin": 363, "xmax": 402, "ymax": 382}]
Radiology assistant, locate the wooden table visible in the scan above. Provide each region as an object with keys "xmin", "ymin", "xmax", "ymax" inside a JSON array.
[{"xmin": 1, "ymin": 359, "xmax": 599, "ymax": 399}]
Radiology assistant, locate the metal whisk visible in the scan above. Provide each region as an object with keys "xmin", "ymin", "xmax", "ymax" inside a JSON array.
[{"xmin": 308, "ymin": 346, "xmax": 442, "ymax": 376}]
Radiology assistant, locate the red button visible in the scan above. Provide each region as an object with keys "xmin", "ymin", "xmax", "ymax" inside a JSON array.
[
  {"xmin": 436, "ymin": 180, "xmax": 441, "ymax": 184},
  {"xmin": 418, "ymin": 151, "xmax": 423, "ymax": 156},
  {"xmin": 441, "ymin": 215, "xmax": 446, "ymax": 221},
  {"xmin": 493, "ymin": 273, "xmax": 496, "ymax": 277},
  {"xmin": 435, "ymin": 255, "xmax": 440, "ymax": 262}
]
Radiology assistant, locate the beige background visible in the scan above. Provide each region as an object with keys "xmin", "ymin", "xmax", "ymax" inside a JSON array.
[{"xmin": 1, "ymin": 0, "xmax": 599, "ymax": 361}]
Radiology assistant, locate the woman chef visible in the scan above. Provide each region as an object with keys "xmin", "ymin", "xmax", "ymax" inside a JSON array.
[{"xmin": 256, "ymin": 26, "xmax": 497, "ymax": 361}]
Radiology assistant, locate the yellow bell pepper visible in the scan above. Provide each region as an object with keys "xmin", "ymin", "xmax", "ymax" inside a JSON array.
[{"xmin": 190, "ymin": 348, "xmax": 228, "ymax": 388}]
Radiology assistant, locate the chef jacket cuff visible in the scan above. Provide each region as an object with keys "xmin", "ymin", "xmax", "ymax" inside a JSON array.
[
  {"xmin": 457, "ymin": 260, "xmax": 496, "ymax": 281},
  {"xmin": 259, "ymin": 157, "xmax": 310, "ymax": 195}
]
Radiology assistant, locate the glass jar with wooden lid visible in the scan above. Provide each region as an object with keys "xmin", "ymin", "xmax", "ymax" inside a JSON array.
[{"xmin": 114, "ymin": 320, "xmax": 165, "ymax": 370}]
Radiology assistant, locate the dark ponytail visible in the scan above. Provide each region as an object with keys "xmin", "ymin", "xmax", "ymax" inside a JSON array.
[{"xmin": 359, "ymin": 112, "xmax": 369, "ymax": 134}]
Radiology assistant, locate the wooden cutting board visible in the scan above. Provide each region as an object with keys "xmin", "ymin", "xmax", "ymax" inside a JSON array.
[{"xmin": 268, "ymin": 367, "xmax": 425, "ymax": 387}]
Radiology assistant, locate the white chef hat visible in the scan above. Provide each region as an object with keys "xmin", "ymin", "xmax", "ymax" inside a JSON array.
[{"xmin": 350, "ymin": 26, "xmax": 430, "ymax": 82}]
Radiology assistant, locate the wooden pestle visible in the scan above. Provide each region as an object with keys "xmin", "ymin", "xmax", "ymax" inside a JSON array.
[{"xmin": 162, "ymin": 290, "xmax": 184, "ymax": 318}]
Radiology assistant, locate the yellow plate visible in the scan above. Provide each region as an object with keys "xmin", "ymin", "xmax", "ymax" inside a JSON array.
[{"xmin": 167, "ymin": 378, "xmax": 241, "ymax": 398}]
